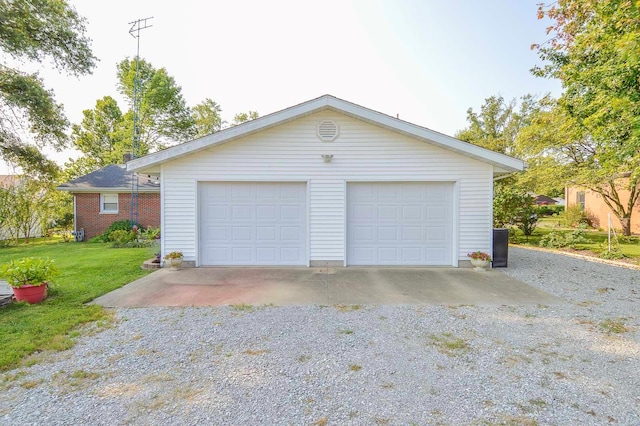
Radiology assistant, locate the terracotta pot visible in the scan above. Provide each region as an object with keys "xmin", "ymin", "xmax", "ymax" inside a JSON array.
[
  {"xmin": 470, "ymin": 258, "xmax": 490, "ymax": 272},
  {"xmin": 12, "ymin": 283, "xmax": 48, "ymax": 304}
]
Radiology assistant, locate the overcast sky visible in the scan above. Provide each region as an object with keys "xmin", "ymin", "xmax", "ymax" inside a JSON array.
[{"xmin": 1, "ymin": 0, "xmax": 562, "ymax": 174}]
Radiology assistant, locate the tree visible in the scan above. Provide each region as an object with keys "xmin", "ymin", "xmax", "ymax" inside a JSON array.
[
  {"xmin": 533, "ymin": 1, "xmax": 640, "ymax": 235},
  {"xmin": 116, "ymin": 58, "xmax": 195, "ymax": 151},
  {"xmin": 1, "ymin": 178, "xmax": 54, "ymax": 243},
  {"xmin": 193, "ymin": 98, "xmax": 225, "ymax": 138},
  {"xmin": 493, "ymin": 187, "xmax": 538, "ymax": 238},
  {"xmin": 455, "ymin": 95, "xmax": 548, "ymax": 156},
  {"xmin": 71, "ymin": 96, "xmax": 127, "ymax": 167},
  {"xmin": 232, "ymin": 111, "xmax": 259, "ymax": 126},
  {"xmin": 0, "ymin": 0, "xmax": 96, "ymax": 175}
]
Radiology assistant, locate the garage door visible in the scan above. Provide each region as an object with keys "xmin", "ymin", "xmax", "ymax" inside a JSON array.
[
  {"xmin": 199, "ymin": 182, "xmax": 307, "ymax": 265},
  {"xmin": 347, "ymin": 182, "xmax": 453, "ymax": 266}
]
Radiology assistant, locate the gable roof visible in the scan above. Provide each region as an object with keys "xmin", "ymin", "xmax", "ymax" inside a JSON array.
[
  {"xmin": 127, "ymin": 94, "xmax": 525, "ymax": 176},
  {"xmin": 57, "ymin": 164, "xmax": 160, "ymax": 193}
]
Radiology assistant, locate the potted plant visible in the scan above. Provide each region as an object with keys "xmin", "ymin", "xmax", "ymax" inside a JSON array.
[
  {"xmin": 163, "ymin": 251, "xmax": 184, "ymax": 270},
  {"xmin": 0, "ymin": 257, "xmax": 58, "ymax": 303},
  {"xmin": 467, "ymin": 251, "xmax": 492, "ymax": 272}
]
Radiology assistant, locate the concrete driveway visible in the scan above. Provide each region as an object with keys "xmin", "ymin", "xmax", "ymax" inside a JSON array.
[{"xmin": 93, "ymin": 266, "xmax": 563, "ymax": 307}]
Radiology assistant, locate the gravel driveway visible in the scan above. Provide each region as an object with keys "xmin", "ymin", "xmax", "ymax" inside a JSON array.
[{"xmin": 1, "ymin": 247, "xmax": 639, "ymax": 425}]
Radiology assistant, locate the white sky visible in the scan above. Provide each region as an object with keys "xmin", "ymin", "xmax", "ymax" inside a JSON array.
[{"xmin": 1, "ymin": 0, "xmax": 562, "ymax": 174}]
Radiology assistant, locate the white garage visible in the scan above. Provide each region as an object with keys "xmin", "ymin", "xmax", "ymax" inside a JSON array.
[
  {"xmin": 347, "ymin": 182, "xmax": 454, "ymax": 265},
  {"xmin": 127, "ymin": 95, "xmax": 524, "ymax": 268},
  {"xmin": 199, "ymin": 182, "xmax": 307, "ymax": 265}
]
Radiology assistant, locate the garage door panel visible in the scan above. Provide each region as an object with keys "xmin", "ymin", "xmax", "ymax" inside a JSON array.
[
  {"xmin": 200, "ymin": 182, "xmax": 307, "ymax": 266},
  {"xmin": 256, "ymin": 205, "xmax": 276, "ymax": 219},
  {"xmin": 378, "ymin": 205, "xmax": 398, "ymax": 220},
  {"xmin": 402, "ymin": 205, "xmax": 423, "ymax": 220},
  {"xmin": 378, "ymin": 226, "xmax": 398, "ymax": 241},
  {"xmin": 348, "ymin": 182, "xmax": 453, "ymax": 266},
  {"xmin": 280, "ymin": 205, "xmax": 301, "ymax": 220},
  {"xmin": 403, "ymin": 226, "xmax": 422, "ymax": 240}
]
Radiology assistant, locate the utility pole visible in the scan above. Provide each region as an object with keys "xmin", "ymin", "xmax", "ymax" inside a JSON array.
[{"xmin": 127, "ymin": 17, "xmax": 153, "ymax": 226}]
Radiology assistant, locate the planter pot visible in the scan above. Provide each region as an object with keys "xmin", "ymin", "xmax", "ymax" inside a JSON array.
[
  {"xmin": 12, "ymin": 283, "xmax": 48, "ymax": 304},
  {"xmin": 166, "ymin": 258, "xmax": 183, "ymax": 270},
  {"xmin": 470, "ymin": 258, "xmax": 490, "ymax": 272}
]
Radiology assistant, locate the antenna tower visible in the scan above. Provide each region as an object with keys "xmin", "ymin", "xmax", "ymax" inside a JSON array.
[{"xmin": 127, "ymin": 17, "xmax": 153, "ymax": 226}]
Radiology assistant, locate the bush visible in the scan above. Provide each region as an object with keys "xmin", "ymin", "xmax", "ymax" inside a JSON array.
[
  {"xmin": 535, "ymin": 205, "xmax": 565, "ymax": 217},
  {"xmin": 105, "ymin": 220, "xmax": 142, "ymax": 236},
  {"xmin": 89, "ymin": 220, "xmax": 143, "ymax": 243},
  {"xmin": 558, "ymin": 205, "xmax": 592, "ymax": 228},
  {"xmin": 108, "ymin": 230, "xmax": 137, "ymax": 245},
  {"xmin": 539, "ymin": 226, "xmax": 589, "ymax": 248}
]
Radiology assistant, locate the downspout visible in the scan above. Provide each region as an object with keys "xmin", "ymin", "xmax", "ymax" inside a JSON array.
[{"xmin": 73, "ymin": 194, "xmax": 77, "ymax": 236}]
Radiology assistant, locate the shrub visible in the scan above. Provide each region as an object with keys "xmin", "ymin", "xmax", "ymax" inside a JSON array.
[
  {"xmin": 558, "ymin": 205, "xmax": 592, "ymax": 228},
  {"xmin": 88, "ymin": 220, "xmax": 143, "ymax": 243},
  {"xmin": 105, "ymin": 220, "xmax": 142, "ymax": 236},
  {"xmin": 539, "ymin": 226, "xmax": 589, "ymax": 248},
  {"xmin": 108, "ymin": 230, "xmax": 137, "ymax": 245},
  {"xmin": 535, "ymin": 205, "xmax": 565, "ymax": 217}
]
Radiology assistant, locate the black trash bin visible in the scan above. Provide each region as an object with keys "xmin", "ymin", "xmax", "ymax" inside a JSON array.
[{"xmin": 493, "ymin": 228, "xmax": 509, "ymax": 267}]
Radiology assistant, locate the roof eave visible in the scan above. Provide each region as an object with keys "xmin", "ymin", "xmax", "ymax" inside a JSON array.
[{"xmin": 56, "ymin": 187, "xmax": 160, "ymax": 193}]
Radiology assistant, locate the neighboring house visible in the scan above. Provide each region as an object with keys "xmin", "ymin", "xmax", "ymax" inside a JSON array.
[
  {"xmin": 566, "ymin": 178, "xmax": 640, "ymax": 234},
  {"xmin": 127, "ymin": 95, "xmax": 524, "ymax": 267},
  {"xmin": 534, "ymin": 195, "xmax": 558, "ymax": 205},
  {"xmin": 57, "ymin": 164, "xmax": 160, "ymax": 240}
]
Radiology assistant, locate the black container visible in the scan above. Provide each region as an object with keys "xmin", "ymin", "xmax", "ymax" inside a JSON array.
[{"xmin": 492, "ymin": 228, "xmax": 509, "ymax": 267}]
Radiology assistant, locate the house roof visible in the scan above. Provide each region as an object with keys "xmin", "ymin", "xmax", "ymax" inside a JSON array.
[
  {"xmin": 57, "ymin": 164, "xmax": 160, "ymax": 193},
  {"xmin": 127, "ymin": 94, "xmax": 525, "ymax": 176}
]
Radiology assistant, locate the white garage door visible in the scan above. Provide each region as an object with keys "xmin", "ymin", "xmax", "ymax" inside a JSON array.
[
  {"xmin": 199, "ymin": 182, "xmax": 307, "ymax": 266},
  {"xmin": 347, "ymin": 182, "xmax": 453, "ymax": 266}
]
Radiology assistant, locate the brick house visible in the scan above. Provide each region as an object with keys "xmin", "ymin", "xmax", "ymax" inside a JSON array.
[
  {"xmin": 566, "ymin": 177, "xmax": 640, "ymax": 235},
  {"xmin": 57, "ymin": 164, "xmax": 160, "ymax": 240}
]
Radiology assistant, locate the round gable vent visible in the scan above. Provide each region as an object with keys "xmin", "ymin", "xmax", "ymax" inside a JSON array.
[{"xmin": 317, "ymin": 120, "xmax": 339, "ymax": 142}]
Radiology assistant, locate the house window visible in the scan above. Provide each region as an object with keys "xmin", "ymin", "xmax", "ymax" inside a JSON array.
[
  {"xmin": 576, "ymin": 191, "xmax": 585, "ymax": 211},
  {"xmin": 101, "ymin": 193, "xmax": 118, "ymax": 213}
]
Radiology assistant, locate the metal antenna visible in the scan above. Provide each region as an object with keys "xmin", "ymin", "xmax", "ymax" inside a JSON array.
[{"xmin": 127, "ymin": 17, "xmax": 153, "ymax": 227}]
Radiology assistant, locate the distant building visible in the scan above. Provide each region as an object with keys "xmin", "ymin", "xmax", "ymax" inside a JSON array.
[{"xmin": 57, "ymin": 165, "xmax": 160, "ymax": 240}]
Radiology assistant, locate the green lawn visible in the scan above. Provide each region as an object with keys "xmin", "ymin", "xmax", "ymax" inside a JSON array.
[
  {"xmin": 0, "ymin": 238, "xmax": 155, "ymax": 371},
  {"xmin": 511, "ymin": 220, "xmax": 640, "ymax": 261}
]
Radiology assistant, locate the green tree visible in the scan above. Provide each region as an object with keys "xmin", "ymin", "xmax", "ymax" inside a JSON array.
[
  {"xmin": 193, "ymin": 98, "xmax": 225, "ymax": 137},
  {"xmin": 0, "ymin": 0, "xmax": 96, "ymax": 175},
  {"xmin": 455, "ymin": 95, "xmax": 548, "ymax": 156},
  {"xmin": 70, "ymin": 96, "xmax": 127, "ymax": 167},
  {"xmin": 232, "ymin": 111, "xmax": 259, "ymax": 126},
  {"xmin": 2, "ymin": 178, "xmax": 54, "ymax": 243},
  {"xmin": 116, "ymin": 58, "xmax": 195, "ymax": 150},
  {"xmin": 534, "ymin": 1, "xmax": 640, "ymax": 235},
  {"xmin": 493, "ymin": 187, "xmax": 538, "ymax": 238}
]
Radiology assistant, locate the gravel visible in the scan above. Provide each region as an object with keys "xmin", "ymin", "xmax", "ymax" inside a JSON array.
[{"xmin": 1, "ymin": 247, "xmax": 639, "ymax": 425}]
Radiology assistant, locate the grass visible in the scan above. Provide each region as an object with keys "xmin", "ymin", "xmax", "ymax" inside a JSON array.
[
  {"xmin": 599, "ymin": 318, "xmax": 631, "ymax": 334},
  {"xmin": 0, "ymin": 237, "xmax": 155, "ymax": 371},
  {"xmin": 428, "ymin": 332, "xmax": 470, "ymax": 356},
  {"xmin": 511, "ymin": 221, "xmax": 640, "ymax": 261}
]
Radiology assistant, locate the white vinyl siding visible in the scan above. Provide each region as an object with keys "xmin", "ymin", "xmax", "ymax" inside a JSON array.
[
  {"xmin": 100, "ymin": 193, "xmax": 118, "ymax": 213},
  {"xmin": 161, "ymin": 111, "xmax": 493, "ymax": 265}
]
